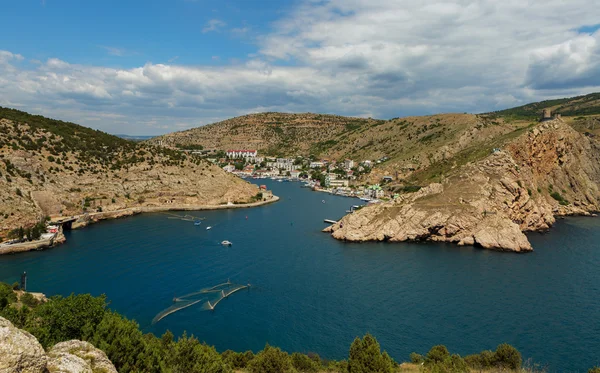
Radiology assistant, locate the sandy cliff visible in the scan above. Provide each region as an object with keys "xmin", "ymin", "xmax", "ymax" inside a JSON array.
[{"xmin": 325, "ymin": 119, "xmax": 600, "ymax": 251}]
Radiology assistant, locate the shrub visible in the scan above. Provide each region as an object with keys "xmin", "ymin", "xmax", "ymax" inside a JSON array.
[
  {"xmin": 20, "ymin": 292, "xmax": 39, "ymax": 308},
  {"xmin": 426, "ymin": 345, "xmax": 450, "ymax": 364},
  {"xmin": 464, "ymin": 349, "xmax": 494, "ymax": 369},
  {"xmin": 589, "ymin": 367, "xmax": 600, "ymax": 373},
  {"xmin": 247, "ymin": 344, "xmax": 293, "ymax": 373},
  {"xmin": 410, "ymin": 352, "xmax": 424, "ymax": 364},
  {"xmin": 493, "ymin": 343, "xmax": 521, "ymax": 370},
  {"xmin": 291, "ymin": 352, "xmax": 320, "ymax": 372},
  {"xmin": 222, "ymin": 350, "xmax": 255, "ymax": 369},
  {"xmin": 348, "ymin": 334, "xmax": 394, "ymax": 373}
]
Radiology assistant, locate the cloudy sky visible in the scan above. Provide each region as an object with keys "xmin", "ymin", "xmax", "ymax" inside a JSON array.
[{"xmin": 1, "ymin": 0, "xmax": 599, "ymax": 135}]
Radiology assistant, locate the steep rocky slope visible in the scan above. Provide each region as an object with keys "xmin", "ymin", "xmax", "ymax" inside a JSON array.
[
  {"xmin": 0, "ymin": 108, "xmax": 260, "ymax": 240},
  {"xmin": 326, "ymin": 119, "xmax": 600, "ymax": 251},
  {"xmin": 0, "ymin": 316, "xmax": 117, "ymax": 373}
]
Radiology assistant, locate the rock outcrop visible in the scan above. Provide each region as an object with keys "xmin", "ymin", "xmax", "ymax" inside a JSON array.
[
  {"xmin": 0, "ymin": 317, "xmax": 118, "ymax": 373},
  {"xmin": 47, "ymin": 340, "xmax": 117, "ymax": 373},
  {"xmin": 326, "ymin": 119, "xmax": 600, "ymax": 252},
  {"xmin": 0, "ymin": 317, "xmax": 47, "ymax": 373}
]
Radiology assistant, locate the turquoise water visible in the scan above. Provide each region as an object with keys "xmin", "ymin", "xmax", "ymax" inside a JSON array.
[{"xmin": 1, "ymin": 180, "xmax": 599, "ymax": 372}]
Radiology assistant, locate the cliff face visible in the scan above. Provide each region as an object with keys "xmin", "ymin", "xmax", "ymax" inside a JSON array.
[
  {"xmin": 326, "ymin": 119, "xmax": 600, "ymax": 251},
  {"xmin": 0, "ymin": 316, "xmax": 117, "ymax": 373}
]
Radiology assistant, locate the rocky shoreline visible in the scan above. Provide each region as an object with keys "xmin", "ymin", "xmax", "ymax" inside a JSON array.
[
  {"xmin": 324, "ymin": 119, "xmax": 600, "ymax": 252},
  {"xmin": 0, "ymin": 196, "xmax": 279, "ymax": 255}
]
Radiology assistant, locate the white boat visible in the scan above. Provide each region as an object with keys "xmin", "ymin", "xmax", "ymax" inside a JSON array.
[
  {"xmin": 221, "ymin": 240, "xmax": 232, "ymax": 246},
  {"xmin": 360, "ymin": 197, "xmax": 372, "ymax": 202},
  {"xmin": 206, "ymin": 226, "xmax": 212, "ymax": 230}
]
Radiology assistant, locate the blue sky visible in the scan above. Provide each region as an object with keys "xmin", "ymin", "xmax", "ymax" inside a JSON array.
[
  {"xmin": 1, "ymin": 0, "xmax": 600, "ymax": 135},
  {"xmin": 1, "ymin": 0, "xmax": 286, "ymax": 67}
]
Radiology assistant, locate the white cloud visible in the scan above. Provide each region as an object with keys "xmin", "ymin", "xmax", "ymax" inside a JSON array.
[
  {"xmin": 202, "ymin": 19, "xmax": 226, "ymax": 33},
  {"xmin": 1, "ymin": 1, "xmax": 600, "ymax": 135}
]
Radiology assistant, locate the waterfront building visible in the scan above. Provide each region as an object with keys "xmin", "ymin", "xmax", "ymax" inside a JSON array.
[{"xmin": 310, "ymin": 161, "xmax": 324, "ymax": 169}]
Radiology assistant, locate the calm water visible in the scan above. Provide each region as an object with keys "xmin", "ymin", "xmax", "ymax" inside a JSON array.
[{"xmin": 1, "ymin": 180, "xmax": 599, "ymax": 372}]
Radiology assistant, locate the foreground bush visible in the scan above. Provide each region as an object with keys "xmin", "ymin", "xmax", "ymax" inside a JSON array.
[
  {"xmin": 247, "ymin": 344, "xmax": 294, "ymax": 373},
  {"xmin": 348, "ymin": 333, "xmax": 395, "ymax": 373}
]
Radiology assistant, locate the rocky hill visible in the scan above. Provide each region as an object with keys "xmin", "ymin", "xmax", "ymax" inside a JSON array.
[
  {"xmin": 148, "ymin": 112, "xmax": 381, "ymax": 156},
  {"xmin": 325, "ymin": 118, "xmax": 600, "ymax": 251},
  {"xmin": 0, "ymin": 107, "xmax": 260, "ymax": 241}
]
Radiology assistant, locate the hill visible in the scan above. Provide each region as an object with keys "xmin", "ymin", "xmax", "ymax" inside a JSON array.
[
  {"xmin": 147, "ymin": 112, "xmax": 381, "ymax": 156},
  {"xmin": 326, "ymin": 117, "xmax": 600, "ymax": 251},
  {"xmin": 488, "ymin": 92, "xmax": 600, "ymax": 120},
  {"xmin": 0, "ymin": 107, "xmax": 261, "ymax": 241}
]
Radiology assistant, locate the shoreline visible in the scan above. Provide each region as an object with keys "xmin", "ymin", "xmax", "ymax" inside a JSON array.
[
  {"xmin": 0, "ymin": 196, "xmax": 279, "ymax": 255},
  {"xmin": 324, "ymin": 209, "xmax": 599, "ymax": 252}
]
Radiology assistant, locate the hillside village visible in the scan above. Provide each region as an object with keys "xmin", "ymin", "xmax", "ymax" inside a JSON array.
[{"xmin": 178, "ymin": 148, "xmax": 392, "ymax": 201}]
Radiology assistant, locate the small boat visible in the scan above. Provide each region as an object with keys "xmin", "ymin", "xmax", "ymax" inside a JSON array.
[
  {"xmin": 322, "ymin": 200, "xmax": 326, "ymax": 204},
  {"xmin": 206, "ymin": 226, "xmax": 212, "ymax": 230},
  {"xmin": 221, "ymin": 240, "xmax": 232, "ymax": 246},
  {"xmin": 194, "ymin": 221, "xmax": 202, "ymax": 226}
]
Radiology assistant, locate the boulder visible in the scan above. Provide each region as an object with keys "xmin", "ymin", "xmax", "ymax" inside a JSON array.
[
  {"xmin": 47, "ymin": 340, "xmax": 117, "ymax": 373},
  {"xmin": 0, "ymin": 316, "xmax": 47, "ymax": 373}
]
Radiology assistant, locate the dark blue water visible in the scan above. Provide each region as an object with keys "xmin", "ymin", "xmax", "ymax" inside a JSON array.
[{"xmin": 1, "ymin": 180, "xmax": 599, "ymax": 372}]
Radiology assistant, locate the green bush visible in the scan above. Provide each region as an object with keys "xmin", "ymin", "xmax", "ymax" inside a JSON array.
[
  {"xmin": 291, "ymin": 352, "xmax": 320, "ymax": 372},
  {"xmin": 493, "ymin": 343, "xmax": 522, "ymax": 370},
  {"xmin": 426, "ymin": 345, "xmax": 450, "ymax": 364},
  {"xmin": 20, "ymin": 292, "xmax": 39, "ymax": 308},
  {"xmin": 464, "ymin": 349, "xmax": 494, "ymax": 369},
  {"xmin": 222, "ymin": 350, "xmax": 255, "ymax": 369},
  {"xmin": 247, "ymin": 344, "xmax": 294, "ymax": 373},
  {"xmin": 348, "ymin": 334, "xmax": 394, "ymax": 373},
  {"xmin": 588, "ymin": 367, "xmax": 600, "ymax": 373},
  {"xmin": 0, "ymin": 282, "xmax": 17, "ymax": 309},
  {"xmin": 410, "ymin": 352, "xmax": 424, "ymax": 364}
]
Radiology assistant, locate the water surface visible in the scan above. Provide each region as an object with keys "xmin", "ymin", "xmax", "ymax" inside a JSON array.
[{"xmin": 1, "ymin": 180, "xmax": 599, "ymax": 372}]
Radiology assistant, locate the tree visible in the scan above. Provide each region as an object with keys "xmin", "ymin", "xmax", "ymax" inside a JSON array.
[
  {"xmin": 291, "ymin": 352, "xmax": 320, "ymax": 372},
  {"xmin": 493, "ymin": 343, "xmax": 521, "ymax": 370},
  {"xmin": 348, "ymin": 334, "xmax": 394, "ymax": 373},
  {"xmin": 248, "ymin": 344, "xmax": 294, "ymax": 373}
]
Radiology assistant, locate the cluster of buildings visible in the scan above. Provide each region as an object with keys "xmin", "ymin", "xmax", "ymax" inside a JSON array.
[{"xmin": 216, "ymin": 149, "xmax": 393, "ymax": 200}]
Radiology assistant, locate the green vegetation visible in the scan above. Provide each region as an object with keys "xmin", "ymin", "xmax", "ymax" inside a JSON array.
[
  {"xmin": 0, "ymin": 283, "xmax": 545, "ymax": 373},
  {"xmin": 488, "ymin": 92, "xmax": 600, "ymax": 120},
  {"xmin": 550, "ymin": 191, "xmax": 569, "ymax": 206},
  {"xmin": 7, "ymin": 217, "xmax": 49, "ymax": 242},
  {"xmin": 0, "ymin": 106, "xmax": 194, "ymax": 174}
]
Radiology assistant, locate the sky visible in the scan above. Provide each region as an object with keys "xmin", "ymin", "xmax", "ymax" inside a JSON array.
[{"xmin": 1, "ymin": 0, "xmax": 600, "ymax": 135}]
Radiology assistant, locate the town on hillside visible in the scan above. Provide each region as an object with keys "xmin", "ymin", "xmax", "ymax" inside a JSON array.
[{"xmin": 183, "ymin": 148, "xmax": 394, "ymax": 202}]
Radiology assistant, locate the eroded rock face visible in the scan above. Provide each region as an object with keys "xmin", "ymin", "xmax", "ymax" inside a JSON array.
[
  {"xmin": 0, "ymin": 317, "xmax": 118, "ymax": 373},
  {"xmin": 327, "ymin": 119, "xmax": 600, "ymax": 252},
  {"xmin": 0, "ymin": 317, "xmax": 47, "ymax": 373},
  {"xmin": 47, "ymin": 340, "xmax": 117, "ymax": 373}
]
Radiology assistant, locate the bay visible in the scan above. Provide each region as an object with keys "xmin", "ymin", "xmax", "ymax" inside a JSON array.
[{"xmin": 1, "ymin": 179, "xmax": 599, "ymax": 372}]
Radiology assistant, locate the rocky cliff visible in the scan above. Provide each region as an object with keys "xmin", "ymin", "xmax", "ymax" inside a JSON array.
[
  {"xmin": 0, "ymin": 316, "xmax": 117, "ymax": 373},
  {"xmin": 325, "ymin": 119, "xmax": 600, "ymax": 251}
]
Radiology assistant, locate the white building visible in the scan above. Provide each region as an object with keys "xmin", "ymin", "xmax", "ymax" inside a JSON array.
[
  {"xmin": 310, "ymin": 161, "xmax": 324, "ymax": 169},
  {"xmin": 344, "ymin": 159, "xmax": 355, "ymax": 170},
  {"xmin": 222, "ymin": 164, "xmax": 236, "ymax": 173},
  {"xmin": 362, "ymin": 160, "xmax": 372, "ymax": 167},
  {"xmin": 226, "ymin": 150, "xmax": 257, "ymax": 159}
]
